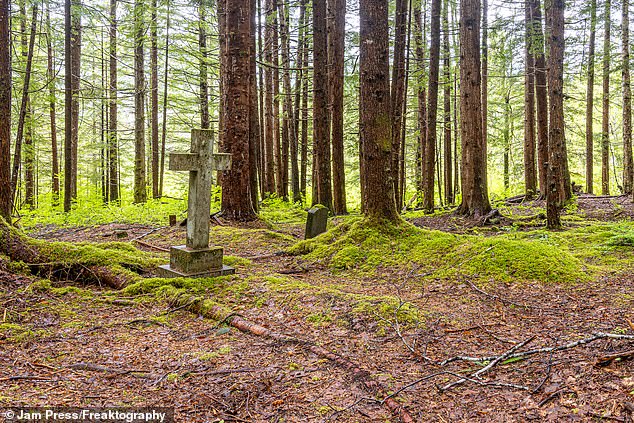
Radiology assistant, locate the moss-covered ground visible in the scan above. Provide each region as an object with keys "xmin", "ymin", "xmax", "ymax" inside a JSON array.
[{"xmin": 1, "ymin": 196, "xmax": 633, "ymax": 422}]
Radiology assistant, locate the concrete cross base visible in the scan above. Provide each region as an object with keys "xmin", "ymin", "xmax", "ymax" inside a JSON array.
[
  {"xmin": 158, "ymin": 245, "xmax": 235, "ymax": 278},
  {"xmin": 157, "ymin": 264, "xmax": 235, "ymax": 278}
]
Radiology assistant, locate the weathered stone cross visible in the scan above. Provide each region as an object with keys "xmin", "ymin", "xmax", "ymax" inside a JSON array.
[{"xmin": 158, "ymin": 129, "xmax": 235, "ymax": 278}]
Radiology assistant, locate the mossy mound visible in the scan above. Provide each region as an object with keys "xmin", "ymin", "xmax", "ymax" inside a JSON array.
[{"xmin": 289, "ymin": 218, "xmax": 592, "ymax": 284}]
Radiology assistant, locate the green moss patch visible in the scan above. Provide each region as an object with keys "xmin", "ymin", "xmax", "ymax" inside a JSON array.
[{"xmin": 288, "ymin": 218, "xmax": 615, "ymax": 284}]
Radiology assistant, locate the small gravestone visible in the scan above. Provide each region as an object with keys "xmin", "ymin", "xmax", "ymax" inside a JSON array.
[
  {"xmin": 305, "ymin": 207, "xmax": 329, "ymax": 239},
  {"xmin": 158, "ymin": 129, "xmax": 235, "ymax": 278}
]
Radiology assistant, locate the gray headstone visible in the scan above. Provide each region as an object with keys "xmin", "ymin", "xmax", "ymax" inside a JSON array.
[
  {"xmin": 305, "ymin": 207, "xmax": 329, "ymax": 239},
  {"xmin": 158, "ymin": 129, "xmax": 235, "ymax": 278}
]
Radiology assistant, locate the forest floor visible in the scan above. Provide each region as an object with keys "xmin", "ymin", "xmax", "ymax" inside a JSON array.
[{"xmin": 1, "ymin": 195, "xmax": 634, "ymax": 422}]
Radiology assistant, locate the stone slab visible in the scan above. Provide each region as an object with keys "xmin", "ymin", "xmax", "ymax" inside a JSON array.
[
  {"xmin": 157, "ymin": 264, "xmax": 235, "ymax": 278},
  {"xmin": 305, "ymin": 206, "xmax": 329, "ymax": 239},
  {"xmin": 170, "ymin": 245, "xmax": 223, "ymax": 274}
]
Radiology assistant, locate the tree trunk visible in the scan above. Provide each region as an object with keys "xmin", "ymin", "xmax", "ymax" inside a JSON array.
[
  {"xmin": 457, "ymin": 0, "xmax": 491, "ymax": 218},
  {"xmin": 312, "ymin": 0, "xmax": 333, "ymax": 210},
  {"xmin": 527, "ymin": 0, "xmax": 548, "ymax": 197},
  {"xmin": 291, "ymin": 0, "xmax": 306, "ymax": 203},
  {"xmin": 13, "ymin": 2, "xmax": 38, "ymax": 208},
  {"xmin": 273, "ymin": 2, "xmax": 282, "ymax": 197},
  {"xmin": 584, "ymin": 0, "xmax": 597, "ymax": 194},
  {"xmin": 601, "ymin": 0, "xmax": 611, "ymax": 195},
  {"xmin": 359, "ymin": 0, "xmax": 399, "ymax": 222},
  {"xmin": 263, "ymin": 0, "xmax": 276, "ymax": 195},
  {"xmin": 158, "ymin": 2, "xmax": 170, "ymax": 198},
  {"xmin": 150, "ymin": 0, "xmax": 159, "ymax": 199},
  {"xmin": 199, "ymin": 4, "xmax": 210, "ymax": 130},
  {"xmin": 391, "ymin": 0, "xmax": 408, "ymax": 210},
  {"xmin": 20, "ymin": 1, "xmax": 36, "ymax": 208},
  {"xmin": 221, "ymin": 0, "xmax": 257, "ymax": 221},
  {"xmin": 423, "ymin": 0, "xmax": 441, "ymax": 212},
  {"xmin": 108, "ymin": 0, "xmax": 119, "ymax": 203},
  {"xmin": 545, "ymin": 0, "xmax": 565, "ymax": 228},
  {"xmin": 133, "ymin": 0, "xmax": 147, "ymax": 203},
  {"xmin": 413, "ymin": 0, "xmax": 426, "ymax": 197},
  {"xmin": 443, "ymin": 0, "xmax": 453, "ymax": 205},
  {"xmin": 70, "ymin": 0, "xmax": 80, "ymax": 201},
  {"xmin": 46, "ymin": 4, "xmax": 60, "ymax": 206},
  {"xmin": 278, "ymin": 0, "xmax": 291, "ymax": 201},
  {"xmin": 481, "ymin": 0, "xmax": 488, "ymax": 187},
  {"xmin": 249, "ymin": 0, "xmax": 260, "ymax": 211},
  {"xmin": 623, "ymin": 0, "xmax": 634, "ymax": 194},
  {"xmin": 524, "ymin": 0, "xmax": 537, "ymax": 198},
  {"xmin": 300, "ymin": 10, "xmax": 309, "ymax": 199},
  {"xmin": 329, "ymin": 0, "xmax": 347, "ymax": 214},
  {"xmin": 64, "ymin": 0, "xmax": 72, "ymax": 212},
  {"xmin": 0, "ymin": 0, "xmax": 10, "ymax": 220}
]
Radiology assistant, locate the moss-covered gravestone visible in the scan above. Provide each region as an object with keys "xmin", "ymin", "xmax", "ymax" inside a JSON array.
[
  {"xmin": 305, "ymin": 206, "xmax": 329, "ymax": 239},
  {"xmin": 158, "ymin": 129, "xmax": 235, "ymax": 278}
]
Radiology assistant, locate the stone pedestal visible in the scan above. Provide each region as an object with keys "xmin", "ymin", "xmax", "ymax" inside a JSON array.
[{"xmin": 157, "ymin": 245, "xmax": 235, "ymax": 278}]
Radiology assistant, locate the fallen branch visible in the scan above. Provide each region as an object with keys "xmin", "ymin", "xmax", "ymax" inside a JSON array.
[
  {"xmin": 441, "ymin": 333, "xmax": 634, "ymax": 366},
  {"xmin": 440, "ymin": 336, "xmax": 535, "ymax": 392}
]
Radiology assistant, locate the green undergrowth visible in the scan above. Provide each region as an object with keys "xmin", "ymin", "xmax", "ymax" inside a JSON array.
[
  {"xmin": 289, "ymin": 218, "xmax": 634, "ymax": 283},
  {"xmin": 259, "ymin": 196, "xmax": 308, "ymax": 225},
  {"xmin": 208, "ymin": 226, "xmax": 296, "ymax": 249},
  {"xmin": 19, "ymin": 196, "xmax": 188, "ymax": 230}
]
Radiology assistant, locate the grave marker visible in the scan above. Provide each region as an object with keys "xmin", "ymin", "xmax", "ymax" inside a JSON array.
[
  {"xmin": 305, "ymin": 206, "xmax": 329, "ymax": 239},
  {"xmin": 158, "ymin": 129, "xmax": 235, "ymax": 278}
]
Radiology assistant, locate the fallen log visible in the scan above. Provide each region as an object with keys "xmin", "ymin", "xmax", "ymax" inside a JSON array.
[{"xmin": 0, "ymin": 218, "xmax": 153, "ymax": 289}]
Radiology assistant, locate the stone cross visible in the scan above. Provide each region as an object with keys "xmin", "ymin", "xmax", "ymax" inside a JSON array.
[{"xmin": 158, "ymin": 129, "xmax": 235, "ymax": 278}]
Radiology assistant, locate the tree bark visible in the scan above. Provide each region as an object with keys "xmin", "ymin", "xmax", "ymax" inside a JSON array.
[
  {"xmin": 359, "ymin": 0, "xmax": 399, "ymax": 222},
  {"xmin": 221, "ymin": 0, "xmax": 257, "ymax": 221},
  {"xmin": 601, "ymin": 0, "xmax": 611, "ymax": 195},
  {"xmin": 457, "ymin": 0, "xmax": 491, "ymax": 218},
  {"xmin": 329, "ymin": 0, "xmax": 347, "ymax": 214},
  {"xmin": 0, "ymin": 0, "xmax": 10, "ymax": 220},
  {"xmin": 545, "ymin": 0, "xmax": 565, "ymax": 228},
  {"xmin": 108, "ymin": 0, "xmax": 119, "ymax": 203},
  {"xmin": 312, "ymin": 0, "xmax": 333, "ymax": 210},
  {"xmin": 623, "ymin": 0, "xmax": 633, "ymax": 194},
  {"xmin": 585, "ymin": 0, "xmax": 597, "ymax": 194},
  {"xmin": 133, "ymin": 0, "xmax": 147, "ymax": 204}
]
